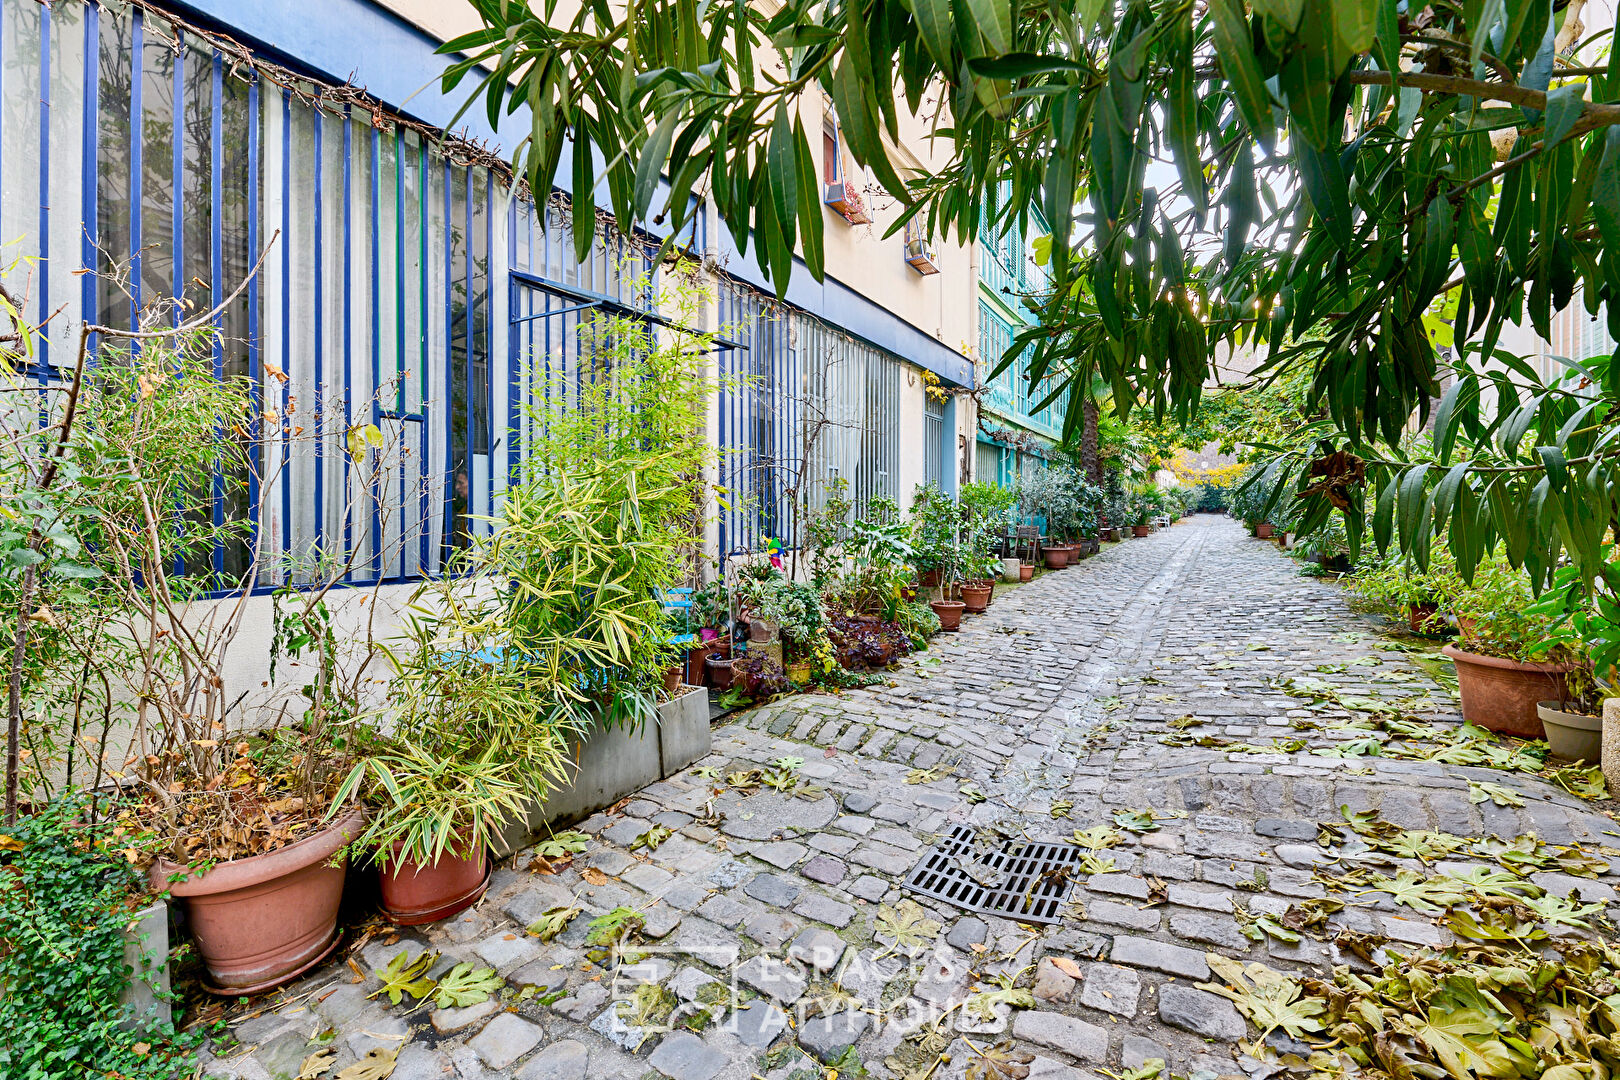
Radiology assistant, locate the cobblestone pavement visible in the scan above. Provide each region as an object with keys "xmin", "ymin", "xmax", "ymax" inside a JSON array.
[{"xmin": 205, "ymin": 515, "xmax": 1620, "ymax": 1080}]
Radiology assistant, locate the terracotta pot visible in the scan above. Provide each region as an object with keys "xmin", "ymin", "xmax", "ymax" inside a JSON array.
[
  {"xmin": 1019, "ymin": 564, "xmax": 1034, "ymax": 582},
  {"xmin": 1256, "ymin": 523, "xmax": 1274, "ymax": 539},
  {"xmin": 961, "ymin": 582, "xmax": 992, "ymax": 613},
  {"xmin": 930, "ymin": 599, "xmax": 965, "ymax": 631},
  {"xmin": 705, "ymin": 654, "xmax": 735, "ymax": 691},
  {"xmin": 155, "ymin": 806, "xmax": 365, "ymax": 994},
  {"xmin": 379, "ymin": 838, "xmax": 490, "ymax": 926},
  {"xmin": 748, "ymin": 618, "xmax": 776, "ymax": 644},
  {"xmin": 1408, "ymin": 602, "xmax": 1440, "ymax": 634},
  {"xmin": 787, "ymin": 661, "xmax": 813, "ymax": 686},
  {"xmin": 663, "ymin": 665, "xmax": 684, "ymax": 697},
  {"xmin": 919, "ymin": 569, "xmax": 942, "ymax": 587},
  {"xmin": 685, "ymin": 644, "xmax": 711, "ymax": 687},
  {"xmin": 1454, "ymin": 614, "xmax": 1477, "ymax": 642},
  {"xmin": 1441, "ymin": 644, "xmax": 1575, "ymax": 738},
  {"xmin": 901, "ymin": 585, "xmax": 918, "ymax": 601},
  {"xmin": 1132, "ymin": 525, "xmax": 1150, "ymax": 537},
  {"xmin": 1043, "ymin": 547, "xmax": 1069, "ymax": 569},
  {"xmin": 1538, "ymin": 701, "xmax": 1602, "ymax": 762}
]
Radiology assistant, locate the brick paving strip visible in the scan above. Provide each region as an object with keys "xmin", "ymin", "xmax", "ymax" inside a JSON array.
[{"xmin": 205, "ymin": 516, "xmax": 1620, "ymax": 1080}]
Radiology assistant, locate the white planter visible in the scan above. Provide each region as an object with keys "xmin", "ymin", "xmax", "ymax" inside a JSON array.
[{"xmin": 1000, "ymin": 557, "xmax": 1021, "ymax": 581}]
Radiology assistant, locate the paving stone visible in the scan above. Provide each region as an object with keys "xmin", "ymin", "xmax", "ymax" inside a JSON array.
[
  {"xmin": 696, "ymin": 894, "xmax": 749, "ymax": 928},
  {"xmin": 648, "ymin": 1032, "xmax": 729, "ymax": 1080},
  {"xmin": 1158, "ymin": 985, "xmax": 1246, "ymax": 1040},
  {"xmin": 470, "ymin": 1013, "xmax": 544, "ymax": 1071},
  {"xmin": 1086, "ymin": 874, "xmax": 1154, "ymax": 900},
  {"xmin": 744, "ymin": 911, "xmax": 799, "ymax": 948},
  {"xmin": 801, "ymin": 855, "xmax": 848, "ymax": 884},
  {"xmin": 1110, "ymin": 935, "xmax": 1211, "ymax": 979},
  {"xmin": 1086, "ymin": 899, "xmax": 1161, "ymax": 931},
  {"xmin": 553, "ymin": 982, "xmax": 610, "ymax": 1022},
  {"xmin": 731, "ymin": 999, "xmax": 789, "ymax": 1047},
  {"xmin": 473, "ymin": 932, "xmax": 543, "ymax": 974},
  {"xmin": 1166, "ymin": 884, "xmax": 1233, "ymax": 912},
  {"xmin": 798, "ymin": 1010, "xmax": 872, "ymax": 1062},
  {"xmin": 1010, "ymin": 1011, "xmax": 1109, "ymax": 1062},
  {"xmin": 1169, "ymin": 911, "xmax": 1250, "ymax": 950},
  {"xmin": 794, "ymin": 893, "xmax": 856, "ymax": 927},
  {"xmin": 743, "ymin": 872, "xmax": 802, "ymax": 907},
  {"xmin": 946, "ymin": 917, "xmax": 989, "ymax": 949},
  {"xmin": 1080, "ymin": 962, "xmax": 1141, "ymax": 1018},
  {"xmin": 431, "ymin": 999, "xmax": 500, "ymax": 1034},
  {"xmin": 848, "ymin": 875, "xmax": 890, "ymax": 901},
  {"xmin": 843, "ymin": 792, "xmax": 878, "ymax": 813},
  {"xmin": 1122, "ymin": 1036, "xmax": 1172, "ymax": 1071},
  {"xmin": 518, "ymin": 1039, "xmax": 590, "ymax": 1080},
  {"xmin": 754, "ymin": 841, "xmax": 810, "ymax": 869},
  {"xmin": 724, "ymin": 793, "xmax": 840, "ymax": 841},
  {"xmin": 389, "ymin": 1043, "xmax": 453, "ymax": 1080},
  {"xmin": 737, "ymin": 955, "xmax": 807, "ymax": 1003},
  {"xmin": 1032, "ymin": 958, "xmax": 1075, "ymax": 1002},
  {"xmin": 1255, "ymin": 818, "xmax": 1318, "ymax": 841},
  {"xmin": 789, "ymin": 928, "xmax": 848, "ymax": 972}
]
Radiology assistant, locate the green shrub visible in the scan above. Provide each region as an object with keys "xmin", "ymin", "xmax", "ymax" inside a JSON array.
[{"xmin": 0, "ymin": 796, "xmax": 200, "ymax": 1080}]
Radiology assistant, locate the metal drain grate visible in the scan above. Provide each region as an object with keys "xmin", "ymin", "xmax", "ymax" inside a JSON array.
[{"xmin": 905, "ymin": 825, "xmax": 1082, "ymax": 924}]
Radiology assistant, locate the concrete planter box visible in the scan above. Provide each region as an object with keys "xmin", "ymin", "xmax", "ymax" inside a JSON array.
[
  {"xmin": 500, "ymin": 687, "xmax": 711, "ymax": 849},
  {"xmin": 119, "ymin": 900, "xmax": 172, "ymax": 1031}
]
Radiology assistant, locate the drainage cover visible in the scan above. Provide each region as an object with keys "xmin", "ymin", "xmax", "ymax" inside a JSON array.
[{"xmin": 904, "ymin": 825, "xmax": 1082, "ymax": 924}]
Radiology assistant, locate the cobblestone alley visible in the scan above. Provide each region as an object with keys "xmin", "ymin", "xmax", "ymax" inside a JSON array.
[{"xmin": 207, "ymin": 515, "xmax": 1620, "ymax": 1080}]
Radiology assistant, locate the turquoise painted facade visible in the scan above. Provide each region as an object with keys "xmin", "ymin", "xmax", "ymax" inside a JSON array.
[{"xmin": 976, "ymin": 188, "xmax": 1067, "ymax": 487}]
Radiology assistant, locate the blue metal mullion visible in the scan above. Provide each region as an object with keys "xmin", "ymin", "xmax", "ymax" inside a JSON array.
[
  {"xmin": 247, "ymin": 75, "xmax": 261, "ymax": 582},
  {"xmin": 36, "ymin": 8, "xmax": 50, "ymax": 376},
  {"xmin": 440, "ymin": 158, "xmax": 452, "ymax": 572},
  {"xmin": 368, "ymin": 124, "xmax": 382, "ymax": 581},
  {"xmin": 312, "ymin": 106, "xmax": 324, "ymax": 559},
  {"xmin": 505, "ymin": 194, "xmax": 518, "ymax": 492},
  {"xmin": 279, "ymin": 89, "xmax": 292, "ymax": 574},
  {"xmin": 130, "ymin": 12, "xmax": 143, "ymax": 325},
  {"xmin": 462, "ymin": 167, "xmax": 473, "ymax": 524},
  {"xmin": 80, "ymin": 4, "xmax": 98, "ymax": 356},
  {"xmin": 210, "ymin": 54, "xmax": 225, "ymax": 578},
  {"xmin": 171, "ymin": 37, "xmax": 183, "ymax": 324},
  {"xmin": 341, "ymin": 116, "xmax": 354, "ymax": 575},
  {"xmin": 416, "ymin": 138, "xmax": 429, "ymax": 576},
  {"xmin": 392, "ymin": 129, "xmax": 406, "ymax": 573}
]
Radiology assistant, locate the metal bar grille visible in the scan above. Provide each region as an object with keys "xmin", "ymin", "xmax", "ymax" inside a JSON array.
[{"xmin": 905, "ymin": 825, "xmax": 1082, "ymax": 925}]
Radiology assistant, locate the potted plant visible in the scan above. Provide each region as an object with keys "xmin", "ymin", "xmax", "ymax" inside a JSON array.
[
  {"xmin": 1130, "ymin": 497, "xmax": 1152, "ymax": 537},
  {"xmin": 705, "ymin": 653, "xmax": 736, "ymax": 690},
  {"xmin": 929, "ymin": 540, "xmax": 967, "ymax": 630},
  {"xmin": 1438, "ymin": 553, "xmax": 1579, "ymax": 737},
  {"xmin": 332, "ymin": 738, "xmax": 534, "ymax": 925},
  {"xmin": 685, "ymin": 581, "xmax": 731, "ymax": 684},
  {"xmin": 1019, "ymin": 562, "xmax": 1035, "ymax": 582}
]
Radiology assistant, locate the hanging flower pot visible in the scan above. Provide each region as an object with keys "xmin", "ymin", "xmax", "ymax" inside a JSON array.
[
  {"xmin": 379, "ymin": 835, "xmax": 490, "ymax": 926},
  {"xmin": 930, "ymin": 599, "xmax": 965, "ymax": 631},
  {"xmin": 960, "ymin": 582, "xmax": 992, "ymax": 613},
  {"xmin": 154, "ymin": 807, "xmax": 366, "ymax": 994}
]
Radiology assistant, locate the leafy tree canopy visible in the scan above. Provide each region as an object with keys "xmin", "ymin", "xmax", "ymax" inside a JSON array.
[{"xmin": 445, "ymin": 0, "xmax": 1620, "ymax": 588}]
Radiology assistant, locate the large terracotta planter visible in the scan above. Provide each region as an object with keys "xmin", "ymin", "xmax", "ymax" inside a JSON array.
[
  {"xmin": 1440, "ymin": 645, "xmax": 1574, "ymax": 738},
  {"xmin": 930, "ymin": 599, "xmax": 965, "ymax": 631},
  {"xmin": 1043, "ymin": 547, "xmax": 1069, "ymax": 569},
  {"xmin": 1132, "ymin": 525, "xmax": 1150, "ymax": 537},
  {"xmin": 379, "ymin": 838, "xmax": 490, "ymax": 926},
  {"xmin": 1255, "ymin": 523, "xmax": 1274, "ymax": 538},
  {"xmin": 1538, "ymin": 701, "xmax": 1602, "ymax": 762},
  {"xmin": 961, "ymin": 582, "xmax": 992, "ymax": 613},
  {"xmin": 154, "ymin": 806, "xmax": 365, "ymax": 994}
]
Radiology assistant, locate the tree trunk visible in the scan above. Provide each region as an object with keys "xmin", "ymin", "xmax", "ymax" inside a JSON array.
[{"xmin": 1080, "ymin": 396, "xmax": 1101, "ymax": 487}]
